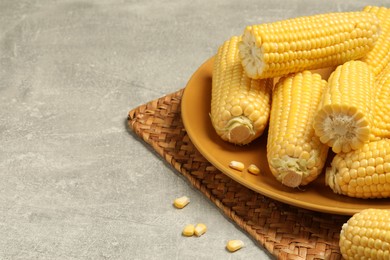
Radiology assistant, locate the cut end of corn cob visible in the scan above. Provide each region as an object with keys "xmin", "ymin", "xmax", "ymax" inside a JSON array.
[
  {"xmin": 339, "ymin": 208, "xmax": 390, "ymax": 259},
  {"xmin": 271, "ymin": 157, "xmax": 304, "ymax": 188},
  {"xmin": 222, "ymin": 116, "xmax": 255, "ymax": 144},
  {"xmin": 314, "ymin": 104, "xmax": 370, "ymax": 153},
  {"xmin": 313, "ymin": 61, "xmax": 373, "ymax": 154},
  {"xmin": 239, "ymin": 28, "xmax": 264, "ymax": 79}
]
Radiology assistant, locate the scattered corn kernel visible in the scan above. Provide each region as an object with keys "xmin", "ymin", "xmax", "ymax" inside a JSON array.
[
  {"xmin": 229, "ymin": 161, "xmax": 245, "ymax": 171},
  {"xmin": 226, "ymin": 240, "xmax": 245, "ymax": 252},
  {"xmin": 182, "ymin": 224, "xmax": 195, "ymax": 237},
  {"xmin": 247, "ymin": 164, "xmax": 260, "ymax": 175},
  {"xmin": 194, "ymin": 223, "xmax": 207, "ymax": 237},
  {"xmin": 173, "ymin": 196, "xmax": 190, "ymax": 209}
]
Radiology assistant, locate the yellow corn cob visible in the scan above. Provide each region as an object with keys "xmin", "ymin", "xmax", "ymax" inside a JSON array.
[
  {"xmin": 339, "ymin": 208, "xmax": 390, "ymax": 259},
  {"xmin": 267, "ymin": 71, "xmax": 329, "ymax": 188},
  {"xmin": 239, "ymin": 11, "xmax": 380, "ymax": 79},
  {"xmin": 313, "ymin": 61, "xmax": 374, "ymax": 154},
  {"xmin": 372, "ymin": 65, "xmax": 390, "ymax": 138},
  {"xmin": 326, "ymin": 139, "xmax": 390, "ymax": 199},
  {"xmin": 211, "ymin": 36, "xmax": 272, "ymax": 145},
  {"xmin": 361, "ymin": 6, "xmax": 390, "ymax": 76}
]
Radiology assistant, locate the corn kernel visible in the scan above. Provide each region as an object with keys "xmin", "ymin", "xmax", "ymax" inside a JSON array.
[
  {"xmin": 226, "ymin": 240, "xmax": 244, "ymax": 252},
  {"xmin": 247, "ymin": 164, "xmax": 260, "ymax": 175},
  {"xmin": 229, "ymin": 161, "xmax": 245, "ymax": 171},
  {"xmin": 182, "ymin": 224, "xmax": 195, "ymax": 237},
  {"xmin": 173, "ymin": 196, "xmax": 190, "ymax": 209},
  {"xmin": 194, "ymin": 223, "xmax": 207, "ymax": 237}
]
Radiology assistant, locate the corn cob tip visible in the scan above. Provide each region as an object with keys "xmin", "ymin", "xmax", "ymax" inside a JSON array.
[
  {"xmin": 271, "ymin": 157, "xmax": 309, "ymax": 188},
  {"xmin": 280, "ymin": 170, "xmax": 303, "ymax": 188},
  {"xmin": 238, "ymin": 29, "xmax": 264, "ymax": 79},
  {"xmin": 227, "ymin": 117, "xmax": 253, "ymax": 144},
  {"xmin": 220, "ymin": 116, "xmax": 256, "ymax": 145}
]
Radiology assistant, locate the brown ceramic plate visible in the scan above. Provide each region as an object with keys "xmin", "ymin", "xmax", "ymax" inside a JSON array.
[{"xmin": 181, "ymin": 56, "xmax": 390, "ymax": 216}]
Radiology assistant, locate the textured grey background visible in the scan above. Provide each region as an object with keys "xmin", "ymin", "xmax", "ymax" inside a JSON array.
[{"xmin": 0, "ymin": 0, "xmax": 388, "ymax": 259}]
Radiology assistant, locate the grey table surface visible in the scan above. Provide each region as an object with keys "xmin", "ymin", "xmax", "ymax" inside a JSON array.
[{"xmin": 1, "ymin": 0, "xmax": 389, "ymax": 259}]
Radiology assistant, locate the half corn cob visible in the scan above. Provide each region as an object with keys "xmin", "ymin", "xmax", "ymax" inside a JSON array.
[
  {"xmin": 371, "ymin": 65, "xmax": 390, "ymax": 138},
  {"xmin": 339, "ymin": 208, "xmax": 390, "ymax": 259},
  {"xmin": 361, "ymin": 6, "xmax": 390, "ymax": 76},
  {"xmin": 238, "ymin": 11, "xmax": 380, "ymax": 79},
  {"xmin": 211, "ymin": 36, "xmax": 273, "ymax": 145},
  {"xmin": 267, "ymin": 71, "xmax": 329, "ymax": 188},
  {"xmin": 326, "ymin": 139, "xmax": 390, "ymax": 199},
  {"xmin": 313, "ymin": 61, "xmax": 374, "ymax": 154}
]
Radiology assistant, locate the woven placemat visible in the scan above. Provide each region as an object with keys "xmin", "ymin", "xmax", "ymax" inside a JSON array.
[{"xmin": 127, "ymin": 89, "xmax": 350, "ymax": 260}]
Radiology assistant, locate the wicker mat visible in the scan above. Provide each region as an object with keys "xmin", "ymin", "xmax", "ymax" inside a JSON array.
[{"xmin": 127, "ymin": 89, "xmax": 350, "ymax": 260}]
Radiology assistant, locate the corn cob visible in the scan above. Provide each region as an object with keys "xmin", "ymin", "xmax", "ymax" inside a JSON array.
[
  {"xmin": 211, "ymin": 36, "xmax": 272, "ymax": 145},
  {"xmin": 313, "ymin": 61, "xmax": 374, "ymax": 154},
  {"xmin": 372, "ymin": 65, "xmax": 390, "ymax": 138},
  {"xmin": 267, "ymin": 71, "xmax": 329, "ymax": 188},
  {"xmin": 238, "ymin": 11, "xmax": 380, "ymax": 79},
  {"xmin": 361, "ymin": 6, "xmax": 390, "ymax": 76},
  {"xmin": 339, "ymin": 208, "xmax": 390, "ymax": 259},
  {"xmin": 326, "ymin": 139, "xmax": 390, "ymax": 199}
]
